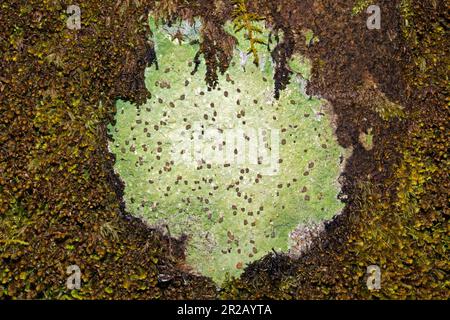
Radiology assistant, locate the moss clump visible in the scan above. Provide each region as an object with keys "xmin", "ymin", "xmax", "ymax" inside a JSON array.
[
  {"xmin": 374, "ymin": 96, "xmax": 406, "ymax": 121},
  {"xmin": 351, "ymin": 0, "xmax": 372, "ymax": 16}
]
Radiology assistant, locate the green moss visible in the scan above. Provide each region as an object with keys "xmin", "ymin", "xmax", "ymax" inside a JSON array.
[
  {"xmin": 0, "ymin": 201, "xmax": 31, "ymax": 250},
  {"xmin": 288, "ymin": 53, "xmax": 312, "ymax": 80},
  {"xmin": 352, "ymin": 0, "xmax": 372, "ymax": 16},
  {"xmin": 374, "ymin": 96, "xmax": 405, "ymax": 121},
  {"xmin": 109, "ymin": 19, "xmax": 345, "ymax": 284}
]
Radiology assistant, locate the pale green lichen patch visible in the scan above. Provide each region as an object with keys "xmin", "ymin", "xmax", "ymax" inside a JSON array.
[
  {"xmin": 288, "ymin": 53, "xmax": 312, "ymax": 80},
  {"xmin": 302, "ymin": 28, "xmax": 319, "ymax": 47},
  {"xmin": 359, "ymin": 127, "xmax": 374, "ymax": 151},
  {"xmin": 108, "ymin": 19, "xmax": 346, "ymax": 284}
]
